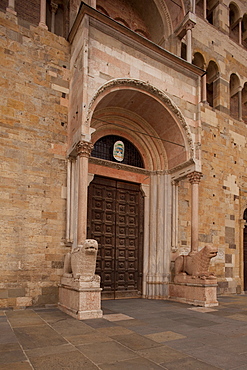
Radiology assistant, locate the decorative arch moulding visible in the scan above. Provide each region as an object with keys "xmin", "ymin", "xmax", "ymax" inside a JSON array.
[{"xmin": 86, "ymin": 78, "xmax": 196, "ymax": 160}]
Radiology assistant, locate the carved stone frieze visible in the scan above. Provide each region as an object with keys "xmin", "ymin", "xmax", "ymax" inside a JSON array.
[
  {"xmin": 188, "ymin": 171, "xmax": 203, "ymax": 184},
  {"xmin": 76, "ymin": 141, "xmax": 94, "ymax": 158}
]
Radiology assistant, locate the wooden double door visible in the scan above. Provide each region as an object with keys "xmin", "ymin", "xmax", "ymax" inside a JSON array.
[{"xmin": 87, "ymin": 176, "xmax": 144, "ymax": 299}]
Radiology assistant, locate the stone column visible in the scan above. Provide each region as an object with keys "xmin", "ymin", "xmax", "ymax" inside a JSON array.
[
  {"xmin": 238, "ymin": 87, "xmax": 242, "ymax": 121},
  {"xmin": 240, "ymin": 219, "xmax": 246, "ymax": 291},
  {"xmin": 203, "ymin": 0, "xmax": 207, "ymax": 20},
  {"xmin": 192, "ymin": 0, "xmax": 195, "ymax": 14},
  {"xmin": 186, "ymin": 22, "xmax": 194, "ymax": 63},
  {"xmin": 188, "ymin": 172, "xmax": 203, "ymax": 254},
  {"xmin": 6, "ymin": 0, "xmax": 16, "ymax": 15},
  {"xmin": 50, "ymin": 2, "xmax": 58, "ymax": 33},
  {"xmin": 238, "ymin": 18, "xmax": 242, "ymax": 45},
  {"xmin": 39, "ymin": 0, "xmax": 48, "ymax": 29},
  {"xmin": 202, "ymin": 68, "xmax": 207, "ymax": 103},
  {"xmin": 66, "ymin": 158, "xmax": 72, "ymax": 243},
  {"xmin": 76, "ymin": 141, "xmax": 93, "ymax": 246},
  {"xmin": 171, "ymin": 181, "xmax": 178, "ymax": 252}
]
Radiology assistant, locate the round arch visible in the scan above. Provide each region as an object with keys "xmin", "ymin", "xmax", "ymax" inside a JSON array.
[{"xmin": 87, "ymin": 78, "xmax": 195, "ymax": 171}]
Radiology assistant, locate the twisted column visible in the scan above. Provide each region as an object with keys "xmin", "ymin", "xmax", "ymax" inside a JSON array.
[
  {"xmin": 188, "ymin": 171, "xmax": 203, "ymax": 254},
  {"xmin": 76, "ymin": 141, "xmax": 94, "ymax": 246}
]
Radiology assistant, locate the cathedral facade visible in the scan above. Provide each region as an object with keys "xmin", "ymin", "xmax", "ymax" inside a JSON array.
[{"xmin": 1, "ymin": 0, "xmax": 247, "ymax": 308}]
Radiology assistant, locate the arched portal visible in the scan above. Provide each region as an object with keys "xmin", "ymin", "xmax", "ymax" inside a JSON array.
[{"xmin": 84, "ymin": 79, "xmax": 197, "ymax": 299}]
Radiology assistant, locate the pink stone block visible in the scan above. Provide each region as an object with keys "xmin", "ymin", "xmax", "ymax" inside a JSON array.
[
  {"xmin": 58, "ymin": 278, "xmax": 103, "ymax": 320},
  {"xmin": 169, "ymin": 281, "xmax": 218, "ymax": 307}
]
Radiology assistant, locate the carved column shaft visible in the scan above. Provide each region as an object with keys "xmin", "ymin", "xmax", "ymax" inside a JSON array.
[
  {"xmin": 76, "ymin": 141, "xmax": 93, "ymax": 246},
  {"xmin": 171, "ymin": 181, "xmax": 178, "ymax": 252},
  {"xmin": 238, "ymin": 19, "xmax": 242, "ymax": 45},
  {"xmin": 50, "ymin": 2, "xmax": 58, "ymax": 33},
  {"xmin": 39, "ymin": 0, "xmax": 48, "ymax": 29},
  {"xmin": 7, "ymin": 0, "xmax": 16, "ymax": 14},
  {"xmin": 202, "ymin": 72, "xmax": 207, "ymax": 102},
  {"xmin": 188, "ymin": 172, "xmax": 203, "ymax": 254},
  {"xmin": 203, "ymin": 0, "xmax": 207, "ymax": 19},
  {"xmin": 186, "ymin": 24, "xmax": 193, "ymax": 63},
  {"xmin": 238, "ymin": 87, "xmax": 242, "ymax": 121}
]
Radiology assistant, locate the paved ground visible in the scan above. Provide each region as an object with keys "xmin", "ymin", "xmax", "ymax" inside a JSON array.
[{"xmin": 1, "ymin": 295, "xmax": 247, "ymax": 369}]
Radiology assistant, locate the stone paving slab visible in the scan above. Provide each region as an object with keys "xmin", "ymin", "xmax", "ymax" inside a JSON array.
[{"xmin": 1, "ymin": 296, "xmax": 247, "ymax": 369}]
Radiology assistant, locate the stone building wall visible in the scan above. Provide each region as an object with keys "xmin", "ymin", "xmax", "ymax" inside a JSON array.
[
  {"xmin": 1, "ymin": 0, "xmax": 247, "ymax": 308},
  {"xmin": 175, "ymin": 5, "xmax": 247, "ymax": 294},
  {"xmin": 0, "ymin": 10, "xmax": 70, "ymax": 308}
]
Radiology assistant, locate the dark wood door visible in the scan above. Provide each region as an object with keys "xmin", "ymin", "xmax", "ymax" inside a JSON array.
[
  {"xmin": 244, "ymin": 227, "xmax": 247, "ymax": 291},
  {"xmin": 87, "ymin": 176, "xmax": 144, "ymax": 299}
]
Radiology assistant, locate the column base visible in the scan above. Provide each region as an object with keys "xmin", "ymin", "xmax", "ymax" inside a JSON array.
[
  {"xmin": 58, "ymin": 276, "xmax": 103, "ymax": 320},
  {"xmin": 169, "ymin": 276, "xmax": 218, "ymax": 307},
  {"xmin": 38, "ymin": 22, "xmax": 48, "ymax": 30},
  {"xmin": 6, "ymin": 7, "xmax": 17, "ymax": 15}
]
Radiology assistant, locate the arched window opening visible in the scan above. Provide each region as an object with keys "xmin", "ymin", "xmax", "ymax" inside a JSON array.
[
  {"xmin": 134, "ymin": 29, "xmax": 149, "ymax": 39},
  {"xmin": 96, "ymin": 0, "xmax": 150, "ymax": 41},
  {"xmin": 229, "ymin": 3, "xmax": 240, "ymax": 43},
  {"xmin": 242, "ymin": 14, "xmax": 247, "ymax": 49},
  {"xmin": 195, "ymin": 0, "xmax": 217, "ymax": 25},
  {"xmin": 114, "ymin": 17, "xmax": 130, "ymax": 28},
  {"xmin": 230, "ymin": 73, "xmax": 240, "ymax": 120},
  {"xmin": 46, "ymin": 0, "xmax": 66, "ymax": 37},
  {"xmin": 193, "ymin": 52, "xmax": 206, "ymax": 102},
  {"xmin": 91, "ymin": 135, "xmax": 144, "ymax": 168},
  {"xmin": 206, "ymin": 61, "xmax": 219, "ymax": 108},
  {"xmin": 242, "ymin": 83, "xmax": 247, "ymax": 123},
  {"xmin": 96, "ymin": 5, "xmax": 109, "ymax": 17},
  {"xmin": 195, "ymin": 0, "xmax": 204, "ymax": 19},
  {"xmin": 181, "ymin": 41, "xmax": 187, "ymax": 60}
]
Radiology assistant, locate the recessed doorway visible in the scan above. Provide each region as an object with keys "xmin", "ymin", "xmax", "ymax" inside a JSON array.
[{"xmin": 87, "ymin": 175, "xmax": 144, "ymax": 299}]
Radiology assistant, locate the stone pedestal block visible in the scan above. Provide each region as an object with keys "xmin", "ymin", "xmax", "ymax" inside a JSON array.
[
  {"xmin": 58, "ymin": 276, "xmax": 103, "ymax": 320},
  {"xmin": 169, "ymin": 276, "xmax": 218, "ymax": 307}
]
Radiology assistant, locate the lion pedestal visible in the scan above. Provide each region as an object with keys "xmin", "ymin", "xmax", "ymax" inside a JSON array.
[
  {"xmin": 169, "ymin": 246, "xmax": 218, "ymax": 307},
  {"xmin": 58, "ymin": 240, "xmax": 103, "ymax": 320}
]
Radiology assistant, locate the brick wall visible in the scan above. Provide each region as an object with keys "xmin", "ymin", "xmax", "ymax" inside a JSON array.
[
  {"xmin": 0, "ymin": 10, "xmax": 70, "ymax": 308},
  {"xmin": 16, "ymin": 0, "xmax": 40, "ymax": 26}
]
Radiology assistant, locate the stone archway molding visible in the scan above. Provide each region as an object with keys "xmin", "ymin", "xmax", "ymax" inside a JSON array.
[{"xmin": 86, "ymin": 78, "xmax": 195, "ymax": 161}]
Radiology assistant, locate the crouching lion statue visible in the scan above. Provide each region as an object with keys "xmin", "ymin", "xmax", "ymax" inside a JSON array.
[
  {"xmin": 63, "ymin": 239, "xmax": 99, "ymax": 281},
  {"xmin": 174, "ymin": 245, "xmax": 218, "ymax": 280}
]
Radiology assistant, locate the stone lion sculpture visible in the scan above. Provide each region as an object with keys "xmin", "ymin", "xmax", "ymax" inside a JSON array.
[
  {"xmin": 174, "ymin": 245, "xmax": 218, "ymax": 279},
  {"xmin": 63, "ymin": 239, "xmax": 99, "ymax": 281}
]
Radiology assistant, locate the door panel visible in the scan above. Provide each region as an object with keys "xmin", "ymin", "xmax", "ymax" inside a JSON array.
[{"xmin": 87, "ymin": 176, "xmax": 143, "ymax": 299}]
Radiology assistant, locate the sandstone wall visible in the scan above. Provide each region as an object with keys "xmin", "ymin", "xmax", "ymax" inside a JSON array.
[{"xmin": 0, "ymin": 11, "xmax": 70, "ymax": 308}]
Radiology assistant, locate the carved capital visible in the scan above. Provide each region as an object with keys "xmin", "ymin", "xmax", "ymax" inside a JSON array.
[
  {"xmin": 188, "ymin": 171, "xmax": 203, "ymax": 184},
  {"xmin": 185, "ymin": 20, "xmax": 195, "ymax": 31},
  {"xmin": 76, "ymin": 141, "xmax": 94, "ymax": 158},
  {"xmin": 50, "ymin": 1, "xmax": 58, "ymax": 13}
]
